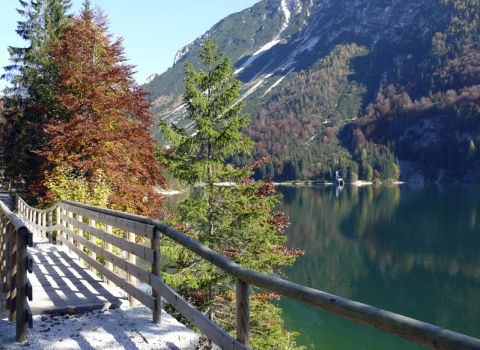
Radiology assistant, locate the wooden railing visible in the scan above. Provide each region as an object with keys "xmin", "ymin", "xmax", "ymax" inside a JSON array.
[
  {"xmin": 0, "ymin": 199, "xmax": 33, "ymax": 342},
  {"xmin": 17, "ymin": 197, "xmax": 480, "ymax": 350}
]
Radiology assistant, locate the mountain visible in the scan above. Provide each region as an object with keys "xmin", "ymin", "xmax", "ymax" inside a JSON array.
[{"xmin": 144, "ymin": 0, "xmax": 480, "ymax": 183}]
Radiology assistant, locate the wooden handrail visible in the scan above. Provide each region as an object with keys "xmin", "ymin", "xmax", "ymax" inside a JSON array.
[
  {"xmin": 0, "ymin": 199, "xmax": 33, "ymax": 342},
  {"xmin": 16, "ymin": 197, "xmax": 480, "ymax": 350}
]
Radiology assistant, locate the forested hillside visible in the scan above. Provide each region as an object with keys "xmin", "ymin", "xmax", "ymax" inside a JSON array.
[{"xmin": 146, "ymin": 0, "xmax": 480, "ymax": 183}]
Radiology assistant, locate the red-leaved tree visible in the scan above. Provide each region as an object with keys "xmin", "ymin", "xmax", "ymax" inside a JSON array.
[{"xmin": 40, "ymin": 7, "xmax": 166, "ymax": 216}]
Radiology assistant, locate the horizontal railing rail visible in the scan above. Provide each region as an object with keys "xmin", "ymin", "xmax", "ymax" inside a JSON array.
[
  {"xmin": 0, "ymin": 199, "xmax": 33, "ymax": 342},
  {"xmin": 17, "ymin": 197, "xmax": 480, "ymax": 350}
]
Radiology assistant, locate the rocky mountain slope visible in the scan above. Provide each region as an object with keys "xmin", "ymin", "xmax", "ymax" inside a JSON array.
[{"xmin": 145, "ymin": 0, "xmax": 480, "ymax": 182}]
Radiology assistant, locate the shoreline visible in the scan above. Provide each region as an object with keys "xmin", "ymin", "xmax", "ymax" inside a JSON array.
[
  {"xmin": 160, "ymin": 180, "xmax": 409, "ymax": 194},
  {"xmin": 273, "ymin": 180, "xmax": 406, "ymax": 187}
]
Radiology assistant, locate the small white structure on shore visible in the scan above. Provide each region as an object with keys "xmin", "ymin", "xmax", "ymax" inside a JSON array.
[{"xmin": 335, "ymin": 171, "xmax": 345, "ymax": 187}]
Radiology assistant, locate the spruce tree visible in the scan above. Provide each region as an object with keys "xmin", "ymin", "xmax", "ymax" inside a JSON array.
[
  {"xmin": 159, "ymin": 40, "xmax": 302, "ymax": 349},
  {"xmin": 1, "ymin": 0, "xmax": 71, "ymax": 190}
]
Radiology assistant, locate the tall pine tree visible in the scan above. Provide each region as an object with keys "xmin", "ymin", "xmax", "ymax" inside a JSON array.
[{"xmin": 159, "ymin": 40, "xmax": 302, "ymax": 349}]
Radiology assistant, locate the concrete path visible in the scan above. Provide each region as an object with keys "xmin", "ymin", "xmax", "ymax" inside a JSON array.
[{"xmin": 0, "ymin": 300, "xmax": 198, "ymax": 349}]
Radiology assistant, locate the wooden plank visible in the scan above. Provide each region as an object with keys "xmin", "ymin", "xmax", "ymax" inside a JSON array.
[
  {"xmin": 60, "ymin": 227, "xmax": 151, "ymax": 285},
  {"xmin": 57, "ymin": 235, "xmax": 154, "ymax": 310},
  {"xmin": 150, "ymin": 274, "xmax": 248, "ymax": 350},
  {"xmin": 61, "ymin": 214, "xmax": 155, "ymax": 262},
  {"xmin": 60, "ymin": 203, "xmax": 154, "ymax": 239},
  {"xmin": 24, "ymin": 221, "xmax": 61, "ymax": 234}
]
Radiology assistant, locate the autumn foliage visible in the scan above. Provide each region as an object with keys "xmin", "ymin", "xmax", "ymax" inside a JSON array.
[{"xmin": 40, "ymin": 8, "xmax": 166, "ymax": 216}]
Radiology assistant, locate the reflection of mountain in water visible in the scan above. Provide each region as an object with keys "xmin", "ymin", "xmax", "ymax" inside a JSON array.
[{"xmin": 278, "ymin": 185, "xmax": 480, "ymax": 349}]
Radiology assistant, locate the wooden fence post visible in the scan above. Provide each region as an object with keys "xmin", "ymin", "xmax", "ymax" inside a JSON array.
[
  {"xmin": 9, "ymin": 223, "xmax": 17, "ymax": 322},
  {"xmin": 151, "ymin": 228, "xmax": 161, "ymax": 324},
  {"xmin": 4, "ymin": 222, "xmax": 12, "ymax": 310},
  {"xmin": 127, "ymin": 231, "xmax": 136, "ymax": 306},
  {"xmin": 35, "ymin": 212, "xmax": 39, "ymax": 237},
  {"xmin": 41, "ymin": 212, "xmax": 46, "ymax": 241},
  {"xmin": 88, "ymin": 218, "xmax": 97, "ymax": 274},
  {"xmin": 15, "ymin": 227, "xmax": 28, "ymax": 342},
  {"xmin": 236, "ymin": 278, "xmax": 250, "ymax": 347},
  {"xmin": 77, "ymin": 215, "xmax": 84, "ymax": 254},
  {"xmin": 56, "ymin": 206, "xmax": 61, "ymax": 245},
  {"xmin": 67, "ymin": 210, "xmax": 74, "ymax": 253},
  {"xmin": 0, "ymin": 217, "xmax": 6, "ymax": 290},
  {"xmin": 105, "ymin": 225, "xmax": 113, "ymax": 285},
  {"xmin": 47, "ymin": 211, "xmax": 53, "ymax": 243}
]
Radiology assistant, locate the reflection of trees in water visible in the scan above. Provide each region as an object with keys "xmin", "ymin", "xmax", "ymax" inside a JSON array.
[
  {"xmin": 279, "ymin": 185, "xmax": 401, "ymax": 297},
  {"xmin": 356, "ymin": 185, "xmax": 480, "ymax": 280},
  {"xmin": 278, "ymin": 185, "xmax": 480, "ymax": 337}
]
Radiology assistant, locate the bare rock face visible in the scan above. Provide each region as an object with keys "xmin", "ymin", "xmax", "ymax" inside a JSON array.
[{"xmin": 146, "ymin": 0, "xmax": 449, "ymax": 105}]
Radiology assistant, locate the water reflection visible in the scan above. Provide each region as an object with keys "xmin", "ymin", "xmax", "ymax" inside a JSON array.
[{"xmin": 278, "ymin": 184, "xmax": 480, "ymax": 349}]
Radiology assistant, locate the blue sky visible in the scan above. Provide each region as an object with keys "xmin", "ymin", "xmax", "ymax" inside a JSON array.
[{"xmin": 1, "ymin": 0, "xmax": 259, "ymax": 90}]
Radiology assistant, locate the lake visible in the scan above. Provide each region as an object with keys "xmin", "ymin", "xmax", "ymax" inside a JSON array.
[{"xmin": 277, "ymin": 184, "xmax": 480, "ymax": 349}]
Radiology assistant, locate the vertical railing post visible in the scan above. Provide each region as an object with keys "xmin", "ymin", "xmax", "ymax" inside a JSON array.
[
  {"xmin": 56, "ymin": 206, "xmax": 61, "ymax": 245},
  {"xmin": 0, "ymin": 216, "xmax": 6, "ymax": 290},
  {"xmin": 105, "ymin": 225, "xmax": 113, "ymax": 285},
  {"xmin": 32, "ymin": 211, "xmax": 36, "ymax": 237},
  {"xmin": 88, "ymin": 218, "xmax": 97, "ymax": 274},
  {"xmin": 15, "ymin": 228, "xmax": 28, "ymax": 342},
  {"xmin": 151, "ymin": 228, "xmax": 161, "ymax": 324},
  {"xmin": 127, "ymin": 231, "xmax": 137, "ymax": 306},
  {"xmin": 77, "ymin": 214, "xmax": 84, "ymax": 254},
  {"xmin": 4, "ymin": 222, "xmax": 12, "ymax": 310},
  {"xmin": 236, "ymin": 278, "xmax": 251, "ymax": 347},
  {"xmin": 9, "ymin": 224, "xmax": 17, "ymax": 322},
  {"xmin": 67, "ymin": 210, "xmax": 74, "ymax": 253},
  {"xmin": 47, "ymin": 211, "xmax": 53, "ymax": 243},
  {"xmin": 41, "ymin": 212, "xmax": 46, "ymax": 241},
  {"xmin": 36, "ymin": 212, "xmax": 40, "ymax": 237}
]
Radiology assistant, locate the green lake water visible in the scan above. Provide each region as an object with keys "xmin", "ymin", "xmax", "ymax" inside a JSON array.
[{"xmin": 277, "ymin": 184, "xmax": 480, "ymax": 349}]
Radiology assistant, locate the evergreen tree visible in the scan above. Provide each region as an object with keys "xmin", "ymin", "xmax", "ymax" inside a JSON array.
[
  {"xmin": 158, "ymin": 40, "xmax": 302, "ymax": 349},
  {"xmin": 1, "ymin": 0, "xmax": 71, "ymax": 190},
  {"xmin": 361, "ymin": 162, "xmax": 374, "ymax": 181}
]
